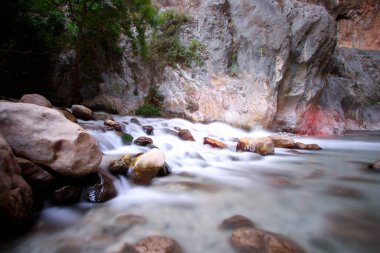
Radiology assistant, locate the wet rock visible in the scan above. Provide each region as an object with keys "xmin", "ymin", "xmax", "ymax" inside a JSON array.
[
  {"xmin": 162, "ymin": 128, "xmax": 178, "ymax": 136},
  {"xmin": 304, "ymin": 169, "xmax": 325, "ymax": 179},
  {"xmin": 178, "ymin": 129, "xmax": 195, "ymax": 141},
  {"xmin": 369, "ymin": 160, "xmax": 380, "ymax": 172},
  {"xmin": 134, "ymin": 137, "xmax": 154, "ymax": 146},
  {"xmin": 269, "ymin": 136, "xmax": 296, "ymax": 149},
  {"xmin": 326, "ymin": 186, "xmax": 364, "ymax": 200},
  {"xmin": 236, "ymin": 137, "xmax": 275, "ymax": 156},
  {"xmin": 57, "ymin": 108, "xmax": 77, "ymax": 123},
  {"xmin": 130, "ymin": 148, "xmax": 166, "ymax": 185},
  {"xmin": 220, "ymin": 215, "xmax": 255, "ymax": 229},
  {"xmin": 130, "ymin": 118, "xmax": 141, "ymax": 125},
  {"xmin": 94, "ymin": 112, "xmax": 114, "ymax": 121},
  {"xmin": 230, "ymin": 228, "xmax": 303, "ymax": 253},
  {"xmin": 85, "ymin": 172, "xmax": 117, "ymax": 203},
  {"xmin": 134, "ymin": 236, "xmax": 183, "ymax": 253},
  {"xmin": 325, "ymin": 209, "xmax": 380, "ymax": 252},
  {"xmin": 203, "ymin": 137, "xmax": 227, "ymax": 149},
  {"xmin": 295, "ymin": 142, "xmax": 322, "ymax": 150},
  {"xmin": 142, "ymin": 125, "xmax": 154, "ymax": 135},
  {"xmin": 72, "ymin": 104, "xmax": 95, "ymax": 120},
  {"xmin": 104, "ymin": 119, "xmax": 124, "ymax": 132},
  {"xmin": 120, "ymin": 133, "xmax": 134, "ymax": 145},
  {"xmin": 114, "ymin": 214, "xmax": 147, "ymax": 226},
  {"xmin": 0, "ymin": 102, "xmax": 102, "ymax": 177},
  {"xmin": 0, "ymin": 135, "xmax": 34, "ymax": 237},
  {"xmin": 157, "ymin": 163, "xmax": 171, "ymax": 177},
  {"xmin": 109, "ymin": 154, "xmax": 135, "ymax": 175},
  {"xmin": 174, "ymin": 126, "xmax": 181, "ymax": 131},
  {"xmin": 269, "ymin": 178, "xmax": 296, "ymax": 188},
  {"xmin": 19, "ymin": 93, "xmax": 52, "ymax": 108},
  {"xmin": 51, "ymin": 185, "xmax": 82, "ymax": 205},
  {"xmin": 16, "ymin": 157, "xmax": 56, "ymax": 188}
]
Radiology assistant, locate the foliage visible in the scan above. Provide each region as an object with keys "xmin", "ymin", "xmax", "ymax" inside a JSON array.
[
  {"xmin": 148, "ymin": 10, "xmax": 203, "ymax": 69},
  {"xmin": 121, "ymin": 133, "xmax": 134, "ymax": 145},
  {"xmin": 228, "ymin": 64, "xmax": 239, "ymax": 77},
  {"xmin": 136, "ymin": 103, "xmax": 161, "ymax": 117}
]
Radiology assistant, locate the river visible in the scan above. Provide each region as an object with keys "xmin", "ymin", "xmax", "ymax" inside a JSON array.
[{"xmin": 1, "ymin": 116, "xmax": 380, "ymax": 253}]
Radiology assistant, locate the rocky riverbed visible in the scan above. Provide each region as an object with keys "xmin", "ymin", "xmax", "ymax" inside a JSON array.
[{"xmin": 1, "ymin": 97, "xmax": 380, "ymax": 253}]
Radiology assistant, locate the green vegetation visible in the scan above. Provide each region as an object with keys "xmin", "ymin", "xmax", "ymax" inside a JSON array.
[
  {"xmin": 136, "ymin": 103, "xmax": 161, "ymax": 117},
  {"xmin": 149, "ymin": 10, "xmax": 203, "ymax": 69},
  {"xmin": 121, "ymin": 133, "xmax": 134, "ymax": 145},
  {"xmin": 228, "ymin": 64, "xmax": 239, "ymax": 77}
]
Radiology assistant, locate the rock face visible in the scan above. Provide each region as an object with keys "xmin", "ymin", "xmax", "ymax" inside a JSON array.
[
  {"xmin": 230, "ymin": 227, "xmax": 303, "ymax": 253},
  {"xmin": 19, "ymin": 94, "xmax": 52, "ymax": 108},
  {"xmin": 0, "ymin": 135, "xmax": 34, "ymax": 237},
  {"xmin": 0, "ymin": 102, "xmax": 102, "ymax": 178}
]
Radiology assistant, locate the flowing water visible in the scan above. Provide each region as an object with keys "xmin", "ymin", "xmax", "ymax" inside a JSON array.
[{"xmin": 1, "ymin": 116, "xmax": 380, "ymax": 253}]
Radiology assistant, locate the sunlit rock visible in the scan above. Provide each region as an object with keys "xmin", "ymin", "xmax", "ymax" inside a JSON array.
[
  {"xmin": 236, "ymin": 137, "xmax": 275, "ymax": 156},
  {"xmin": 268, "ymin": 135, "xmax": 296, "ymax": 149},
  {"xmin": 203, "ymin": 137, "xmax": 227, "ymax": 149},
  {"xmin": 19, "ymin": 93, "xmax": 52, "ymax": 108},
  {"xmin": 134, "ymin": 236, "xmax": 183, "ymax": 253},
  {"xmin": 0, "ymin": 102, "xmax": 102, "ymax": 178},
  {"xmin": 72, "ymin": 104, "xmax": 95, "ymax": 120},
  {"xmin": 230, "ymin": 227, "xmax": 304, "ymax": 253},
  {"xmin": 295, "ymin": 142, "xmax": 322, "ymax": 150},
  {"xmin": 104, "ymin": 119, "xmax": 124, "ymax": 132},
  {"xmin": 130, "ymin": 148, "xmax": 166, "ymax": 185},
  {"xmin": 109, "ymin": 154, "xmax": 135, "ymax": 175}
]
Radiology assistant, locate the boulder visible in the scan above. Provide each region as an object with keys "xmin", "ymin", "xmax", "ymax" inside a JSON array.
[
  {"xmin": 109, "ymin": 155, "xmax": 134, "ymax": 175},
  {"xmin": 203, "ymin": 137, "xmax": 227, "ymax": 149},
  {"xmin": 130, "ymin": 148, "xmax": 166, "ymax": 185},
  {"xmin": 134, "ymin": 136, "xmax": 153, "ymax": 146},
  {"xmin": 142, "ymin": 125, "xmax": 154, "ymax": 135},
  {"xmin": 268, "ymin": 136, "xmax": 296, "ymax": 149},
  {"xmin": 104, "ymin": 119, "xmax": 124, "ymax": 132},
  {"xmin": 51, "ymin": 185, "xmax": 82, "ymax": 205},
  {"xmin": 236, "ymin": 137, "xmax": 275, "ymax": 156},
  {"xmin": 16, "ymin": 157, "xmax": 56, "ymax": 188},
  {"xmin": 178, "ymin": 129, "xmax": 195, "ymax": 141},
  {"xmin": 57, "ymin": 108, "xmax": 78, "ymax": 123},
  {"xmin": 72, "ymin": 104, "xmax": 95, "ymax": 120},
  {"xmin": 134, "ymin": 236, "xmax": 183, "ymax": 253},
  {"xmin": 230, "ymin": 227, "xmax": 303, "ymax": 253},
  {"xmin": 19, "ymin": 93, "xmax": 52, "ymax": 108},
  {"xmin": 84, "ymin": 172, "xmax": 117, "ymax": 203},
  {"xmin": 0, "ymin": 102, "xmax": 102, "ymax": 178},
  {"xmin": 220, "ymin": 215, "xmax": 255, "ymax": 230},
  {"xmin": 0, "ymin": 135, "xmax": 34, "ymax": 237}
]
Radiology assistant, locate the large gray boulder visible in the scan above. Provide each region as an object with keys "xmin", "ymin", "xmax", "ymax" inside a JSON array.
[
  {"xmin": 0, "ymin": 134, "xmax": 34, "ymax": 236},
  {"xmin": 0, "ymin": 102, "xmax": 102, "ymax": 178}
]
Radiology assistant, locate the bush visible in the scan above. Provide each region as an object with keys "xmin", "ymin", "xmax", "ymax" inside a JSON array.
[{"xmin": 136, "ymin": 103, "xmax": 161, "ymax": 117}]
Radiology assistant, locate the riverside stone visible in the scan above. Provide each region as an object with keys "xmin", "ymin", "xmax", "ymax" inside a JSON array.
[
  {"xmin": 178, "ymin": 129, "xmax": 195, "ymax": 141},
  {"xmin": 236, "ymin": 137, "xmax": 275, "ymax": 156},
  {"xmin": 72, "ymin": 104, "xmax": 95, "ymax": 120},
  {"xmin": 0, "ymin": 135, "xmax": 34, "ymax": 237},
  {"xmin": 269, "ymin": 136, "xmax": 296, "ymax": 149},
  {"xmin": 220, "ymin": 215, "xmax": 255, "ymax": 229},
  {"xmin": 0, "ymin": 102, "xmax": 102, "ymax": 178},
  {"xmin": 51, "ymin": 185, "xmax": 82, "ymax": 205},
  {"xmin": 230, "ymin": 227, "xmax": 303, "ymax": 253},
  {"xmin": 84, "ymin": 172, "xmax": 117, "ymax": 203},
  {"xmin": 295, "ymin": 142, "xmax": 322, "ymax": 150},
  {"xmin": 109, "ymin": 155, "xmax": 134, "ymax": 175},
  {"xmin": 134, "ymin": 236, "xmax": 183, "ymax": 253},
  {"xmin": 134, "ymin": 136, "xmax": 153, "ymax": 146},
  {"xmin": 130, "ymin": 148, "xmax": 166, "ymax": 185},
  {"xmin": 104, "ymin": 119, "xmax": 124, "ymax": 131},
  {"xmin": 16, "ymin": 157, "xmax": 56, "ymax": 188},
  {"xmin": 19, "ymin": 93, "xmax": 52, "ymax": 108},
  {"xmin": 142, "ymin": 125, "xmax": 154, "ymax": 135},
  {"xmin": 57, "ymin": 108, "xmax": 78, "ymax": 123}
]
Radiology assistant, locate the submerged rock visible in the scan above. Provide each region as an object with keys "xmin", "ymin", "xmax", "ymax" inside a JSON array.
[
  {"xmin": 120, "ymin": 132, "xmax": 134, "ymax": 145},
  {"xmin": 0, "ymin": 102, "xmax": 102, "ymax": 178},
  {"xmin": 130, "ymin": 148, "xmax": 166, "ymax": 185},
  {"xmin": 19, "ymin": 93, "xmax": 52, "ymax": 108},
  {"xmin": 134, "ymin": 236, "xmax": 183, "ymax": 253},
  {"xmin": 295, "ymin": 142, "xmax": 322, "ymax": 150},
  {"xmin": 0, "ymin": 135, "xmax": 34, "ymax": 237},
  {"xmin": 72, "ymin": 104, "xmax": 95, "ymax": 120},
  {"xmin": 236, "ymin": 137, "xmax": 275, "ymax": 156},
  {"xmin": 178, "ymin": 129, "xmax": 195, "ymax": 141},
  {"xmin": 220, "ymin": 215, "xmax": 255, "ymax": 230},
  {"xmin": 134, "ymin": 136, "xmax": 154, "ymax": 146},
  {"xmin": 230, "ymin": 227, "xmax": 303, "ymax": 253},
  {"xmin": 203, "ymin": 137, "xmax": 227, "ymax": 149},
  {"xmin": 130, "ymin": 118, "xmax": 141, "ymax": 125},
  {"xmin": 84, "ymin": 172, "xmax": 117, "ymax": 203}
]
